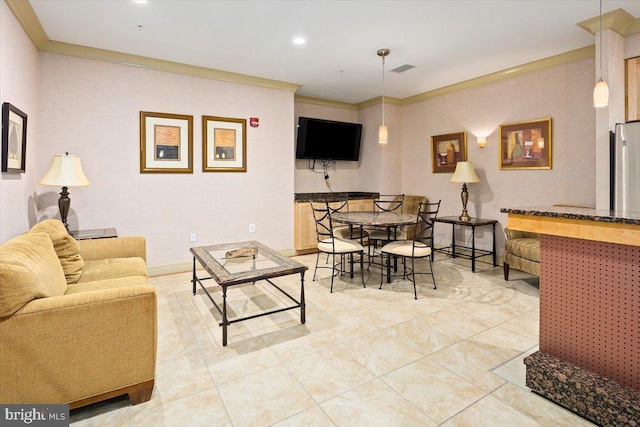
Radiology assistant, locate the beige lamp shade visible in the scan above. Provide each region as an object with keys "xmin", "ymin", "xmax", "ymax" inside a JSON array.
[
  {"xmin": 378, "ymin": 125, "xmax": 388, "ymax": 144},
  {"xmin": 450, "ymin": 161, "xmax": 480, "ymax": 183},
  {"xmin": 593, "ymin": 79, "xmax": 609, "ymax": 108},
  {"xmin": 40, "ymin": 153, "xmax": 90, "ymax": 187}
]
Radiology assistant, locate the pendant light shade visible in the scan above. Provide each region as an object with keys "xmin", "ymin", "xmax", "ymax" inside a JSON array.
[
  {"xmin": 594, "ymin": 0, "xmax": 609, "ymax": 108},
  {"xmin": 377, "ymin": 48, "xmax": 390, "ymax": 144}
]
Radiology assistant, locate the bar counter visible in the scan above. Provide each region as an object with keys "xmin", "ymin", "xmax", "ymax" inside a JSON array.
[{"xmin": 501, "ymin": 206, "xmax": 639, "ymax": 426}]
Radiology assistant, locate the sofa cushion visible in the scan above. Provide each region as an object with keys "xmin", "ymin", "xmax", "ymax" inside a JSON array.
[
  {"xmin": 78, "ymin": 257, "xmax": 148, "ymax": 283},
  {"xmin": 29, "ymin": 219, "xmax": 84, "ymax": 284},
  {"xmin": 505, "ymin": 237, "xmax": 540, "ymax": 262},
  {"xmin": 65, "ymin": 275, "xmax": 149, "ymax": 294},
  {"xmin": 0, "ymin": 233, "xmax": 67, "ymax": 318}
]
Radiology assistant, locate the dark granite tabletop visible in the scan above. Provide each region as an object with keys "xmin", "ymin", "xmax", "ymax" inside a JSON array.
[
  {"xmin": 500, "ymin": 206, "xmax": 640, "ymax": 226},
  {"xmin": 295, "ymin": 192, "xmax": 379, "ymax": 203}
]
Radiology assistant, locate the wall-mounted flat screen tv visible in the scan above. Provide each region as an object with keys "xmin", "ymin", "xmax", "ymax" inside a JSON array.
[{"xmin": 295, "ymin": 117, "xmax": 362, "ymax": 161}]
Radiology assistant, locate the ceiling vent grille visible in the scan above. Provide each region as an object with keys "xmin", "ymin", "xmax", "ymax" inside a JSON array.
[{"xmin": 390, "ymin": 64, "xmax": 416, "ymax": 73}]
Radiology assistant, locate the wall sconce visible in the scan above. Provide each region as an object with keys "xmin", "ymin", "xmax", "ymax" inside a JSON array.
[{"xmin": 477, "ymin": 136, "xmax": 487, "ymax": 148}]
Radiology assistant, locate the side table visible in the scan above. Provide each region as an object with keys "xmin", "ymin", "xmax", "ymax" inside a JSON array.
[
  {"xmin": 69, "ymin": 228, "xmax": 118, "ymax": 240},
  {"xmin": 434, "ymin": 216, "xmax": 497, "ymax": 272}
]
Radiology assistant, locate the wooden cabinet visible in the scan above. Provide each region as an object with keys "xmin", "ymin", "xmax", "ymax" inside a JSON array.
[{"xmin": 294, "ymin": 198, "xmax": 373, "ymax": 253}]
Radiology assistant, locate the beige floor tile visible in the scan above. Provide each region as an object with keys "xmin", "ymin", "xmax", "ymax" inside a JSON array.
[
  {"xmin": 318, "ymin": 309, "xmax": 380, "ymax": 343},
  {"xmin": 337, "ymin": 330, "xmax": 423, "ymax": 376},
  {"xmin": 205, "ymin": 344, "xmax": 282, "ymax": 385},
  {"xmin": 70, "ymin": 397, "xmax": 130, "ymax": 427},
  {"xmin": 385, "ymin": 318, "xmax": 463, "ymax": 355},
  {"xmin": 382, "ymin": 357, "xmax": 486, "ymax": 424},
  {"xmin": 440, "ymin": 395, "xmax": 543, "ymax": 427},
  {"xmin": 500, "ymin": 308, "xmax": 540, "ymax": 341},
  {"xmin": 429, "ymin": 340, "xmax": 507, "ymax": 392},
  {"xmin": 352, "ymin": 300, "xmax": 416, "ymax": 328},
  {"xmin": 426, "ymin": 308, "xmax": 495, "ymax": 338},
  {"xmin": 271, "ymin": 406, "xmax": 336, "ymax": 427},
  {"xmin": 265, "ymin": 325, "xmax": 337, "ymax": 362},
  {"xmin": 216, "ymin": 366, "xmax": 315, "ymax": 427},
  {"xmin": 286, "ymin": 345, "xmax": 375, "ymax": 403},
  {"xmin": 129, "ymin": 387, "xmax": 231, "ymax": 427},
  {"xmin": 320, "ymin": 379, "xmax": 437, "ymax": 427},
  {"xmin": 492, "ymin": 383, "xmax": 597, "ymax": 427},
  {"xmin": 491, "ymin": 345, "xmax": 538, "ymax": 389},
  {"xmin": 467, "ymin": 325, "xmax": 538, "ymax": 360}
]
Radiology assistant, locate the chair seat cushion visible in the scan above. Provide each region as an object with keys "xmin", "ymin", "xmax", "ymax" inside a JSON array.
[
  {"xmin": 318, "ymin": 238, "xmax": 363, "ymax": 254},
  {"xmin": 333, "ymin": 226, "xmax": 368, "ymax": 240},
  {"xmin": 381, "ymin": 240, "xmax": 431, "ymax": 258},
  {"xmin": 368, "ymin": 229, "xmax": 407, "ymax": 241},
  {"xmin": 505, "ymin": 238, "xmax": 540, "ymax": 262}
]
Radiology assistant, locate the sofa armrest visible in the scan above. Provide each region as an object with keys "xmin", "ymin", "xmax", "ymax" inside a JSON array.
[
  {"xmin": 505, "ymin": 227, "xmax": 540, "ymax": 240},
  {"xmin": 79, "ymin": 236, "xmax": 146, "ymax": 262},
  {"xmin": 0, "ymin": 285, "xmax": 157, "ymax": 405}
]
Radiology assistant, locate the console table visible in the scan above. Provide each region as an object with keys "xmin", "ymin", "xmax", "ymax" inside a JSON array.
[{"xmin": 434, "ymin": 216, "xmax": 497, "ymax": 272}]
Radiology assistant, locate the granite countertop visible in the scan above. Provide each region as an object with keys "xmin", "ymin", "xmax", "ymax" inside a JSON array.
[
  {"xmin": 500, "ymin": 205, "xmax": 640, "ymax": 226},
  {"xmin": 294, "ymin": 192, "xmax": 379, "ymax": 203}
]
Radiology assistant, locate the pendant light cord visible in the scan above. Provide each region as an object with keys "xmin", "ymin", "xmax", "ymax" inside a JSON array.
[
  {"xmin": 599, "ymin": 0, "xmax": 603, "ymax": 81},
  {"xmin": 381, "ymin": 54, "xmax": 385, "ymax": 126}
]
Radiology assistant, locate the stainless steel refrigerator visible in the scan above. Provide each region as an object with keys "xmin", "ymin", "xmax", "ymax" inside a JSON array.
[{"xmin": 611, "ymin": 121, "xmax": 640, "ymax": 212}]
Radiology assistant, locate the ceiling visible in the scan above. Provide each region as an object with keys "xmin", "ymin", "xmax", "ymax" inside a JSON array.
[{"xmin": 27, "ymin": 0, "xmax": 640, "ymax": 104}]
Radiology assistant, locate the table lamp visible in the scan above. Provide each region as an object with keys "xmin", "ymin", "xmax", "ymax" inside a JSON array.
[
  {"xmin": 450, "ymin": 161, "xmax": 480, "ymax": 221},
  {"xmin": 39, "ymin": 152, "xmax": 90, "ymax": 230}
]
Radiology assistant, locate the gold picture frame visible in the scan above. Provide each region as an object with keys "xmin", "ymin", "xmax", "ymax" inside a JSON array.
[
  {"xmin": 499, "ymin": 118, "xmax": 552, "ymax": 170},
  {"xmin": 202, "ymin": 116, "xmax": 247, "ymax": 172},
  {"xmin": 140, "ymin": 111, "xmax": 193, "ymax": 173},
  {"xmin": 431, "ymin": 131, "xmax": 467, "ymax": 173}
]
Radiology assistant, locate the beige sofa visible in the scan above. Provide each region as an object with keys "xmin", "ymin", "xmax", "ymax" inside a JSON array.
[
  {"xmin": 503, "ymin": 228, "xmax": 540, "ymax": 280},
  {"xmin": 0, "ymin": 220, "xmax": 157, "ymax": 409}
]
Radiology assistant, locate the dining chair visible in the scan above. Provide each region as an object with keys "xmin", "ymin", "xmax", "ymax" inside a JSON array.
[
  {"xmin": 367, "ymin": 194, "xmax": 405, "ymax": 262},
  {"xmin": 380, "ymin": 200, "xmax": 441, "ymax": 299},
  {"xmin": 310, "ymin": 201, "xmax": 366, "ymax": 293},
  {"xmin": 329, "ymin": 199, "xmax": 368, "ymax": 242}
]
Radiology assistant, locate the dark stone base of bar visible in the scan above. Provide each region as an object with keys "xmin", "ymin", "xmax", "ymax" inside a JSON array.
[{"xmin": 524, "ymin": 351, "xmax": 640, "ymax": 427}]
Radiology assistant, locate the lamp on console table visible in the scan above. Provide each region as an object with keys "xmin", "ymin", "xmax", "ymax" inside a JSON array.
[
  {"xmin": 39, "ymin": 152, "xmax": 90, "ymax": 231},
  {"xmin": 449, "ymin": 161, "xmax": 480, "ymax": 221}
]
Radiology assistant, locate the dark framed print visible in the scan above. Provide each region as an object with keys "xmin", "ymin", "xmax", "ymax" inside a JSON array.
[
  {"xmin": 140, "ymin": 111, "xmax": 193, "ymax": 173},
  {"xmin": 431, "ymin": 131, "xmax": 467, "ymax": 173},
  {"xmin": 202, "ymin": 116, "xmax": 247, "ymax": 172},
  {"xmin": 499, "ymin": 118, "xmax": 552, "ymax": 170},
  {"xmin": 2, "ymin": 102, "xmax": 27, "ymax": 173}
]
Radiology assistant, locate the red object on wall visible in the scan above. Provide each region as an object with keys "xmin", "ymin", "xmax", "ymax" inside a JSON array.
[{"xmin": 250, "ymin": 117, "xmax": 259, "ymax": 127}]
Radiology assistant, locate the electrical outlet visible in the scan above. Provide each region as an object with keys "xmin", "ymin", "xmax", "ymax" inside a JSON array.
[
  {"xmin": 249, "ymin": 223, "xmax": 256, "ymax": 233},
  {"xmin": 190, "ymin": 232, "xmax": 197, "ymax": 242}
]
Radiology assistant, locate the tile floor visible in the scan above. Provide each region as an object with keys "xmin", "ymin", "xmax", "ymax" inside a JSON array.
[{"xmin": 70, "ymin": 253, "xmax": 595, "ymax": 427}]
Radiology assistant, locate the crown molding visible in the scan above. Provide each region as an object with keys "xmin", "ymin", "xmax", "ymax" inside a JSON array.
[
  {"xmin": 356, "ymin": 96, "xmax": 403, "ymax": 110},
  {"xmin": 5, "ymin": 0, "xmax": 48, "ymax": 48},
  {"xmin": 293, "ymin": 95, "xmax": 358, "ymax": 110},
  {"xmin": 577, "ymin": 9, "xmax": 639, "ymax": 36}
]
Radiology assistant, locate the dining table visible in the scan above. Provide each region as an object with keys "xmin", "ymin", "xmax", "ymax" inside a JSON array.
[{"xmin": 331, "ymin": 211, "xmax": 416, "ymax": 282}]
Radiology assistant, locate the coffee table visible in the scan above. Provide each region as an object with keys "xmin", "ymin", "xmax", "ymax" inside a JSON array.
[{"xmin": 190, "ymin": 240, "xmax": 308, "ymax": 346}]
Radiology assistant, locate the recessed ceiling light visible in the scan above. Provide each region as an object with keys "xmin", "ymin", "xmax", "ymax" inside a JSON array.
[{"xmin": 293, "ymin": 37, "xmax": 306, "ymax": 45}]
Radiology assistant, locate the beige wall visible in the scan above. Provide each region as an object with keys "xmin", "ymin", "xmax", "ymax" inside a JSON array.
[
  {"xmin": 0, "ymin": 0, "xmax": 40, "ymax": 242},
  {"xmin": 33, "ymin": 53, "xmax": 295, "ymax": 269}
]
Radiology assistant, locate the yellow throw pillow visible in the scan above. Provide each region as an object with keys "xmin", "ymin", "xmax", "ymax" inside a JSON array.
[
  {"xmin": 29, "ymin": 219, "xmax": 84, "ymax": 284},
  {"xmin": 0, "ymin": 233, "xmax": 67, "ymax": 318}
]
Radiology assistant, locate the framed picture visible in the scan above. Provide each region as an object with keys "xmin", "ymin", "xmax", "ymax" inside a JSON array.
[
  {"xmin": 2, "ymin": 103, "xmax": 27, "ymax": 173},
  {"xmin": 140, "ymin": 111, "xmax": 193, "ymax": 173},
  {"xmin": 626, "ymin": 56, "xmax": 639, "ymax": 122},
  {"xmin": 499, "ymin": 118, "xmax": 552, "ymax": 170},
  {"xmin": 202, "ymin": 116, "xmax": 247, "ymax": 172},
  {"xmin": 431, "ymin": 131, "xmax": 466, "ymax": 173}
]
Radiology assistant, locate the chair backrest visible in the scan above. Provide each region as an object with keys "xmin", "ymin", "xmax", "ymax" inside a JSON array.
[
  {"xmin": 310, "ymin": 201, "xmax": 334, "ymax": 243},
  {"xmin": 327, "ymin": 198, "xmax": 349, "ymax": 215},
  {"xmin": 374, "ymin": 194, "xmax": 404, "ymax": 213},
  {"xmin": 414, "ymin": 200, "xmax": 441, "ymax": 246}
]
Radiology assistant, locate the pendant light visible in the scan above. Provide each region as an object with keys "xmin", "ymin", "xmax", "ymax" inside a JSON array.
[
  {"xmin": 377, "ymin": 48, "xmax": 390, "ymax": 144},
  {"xmin": 593, "ymin": 0, "xmax": 609, "ymax": 108}
]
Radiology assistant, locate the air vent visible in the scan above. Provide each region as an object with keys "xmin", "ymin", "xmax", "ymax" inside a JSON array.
[{"xmin": 390, "ymin": 64, "xmax": 416, "ymax": 73}]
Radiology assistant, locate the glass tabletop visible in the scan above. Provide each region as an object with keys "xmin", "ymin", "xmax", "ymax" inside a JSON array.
[{"xmin": 190, "ymin": 240, "xmax": 307, "ymax": 286}]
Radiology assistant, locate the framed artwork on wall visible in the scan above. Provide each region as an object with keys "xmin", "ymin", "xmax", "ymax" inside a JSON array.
[
  {"xmin": 140, "ymin": 111, "xmax": 193, "ymax": 173},
  {"xmin": 431, "ymin": 131, "xmax": 467, "ymax": 173},
  {"xmin": 499, "ymin": 118, "xmax": 552, "ymax": 170},
  {"xmin": 2, "ymin": 102, "xmax": 28, "ymax": 173},
  {"xmin": 202, "ymin": 116, "xmax": 247, "ymax": 172},
  {"xmin": 626, "ymin": 56, "xmax": 639, "ymax": 122}
]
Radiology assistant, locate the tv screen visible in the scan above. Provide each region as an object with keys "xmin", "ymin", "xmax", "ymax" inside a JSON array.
[{"xmin": 295, "ymin": 117, "xmax": 362, "ymax": 161}]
